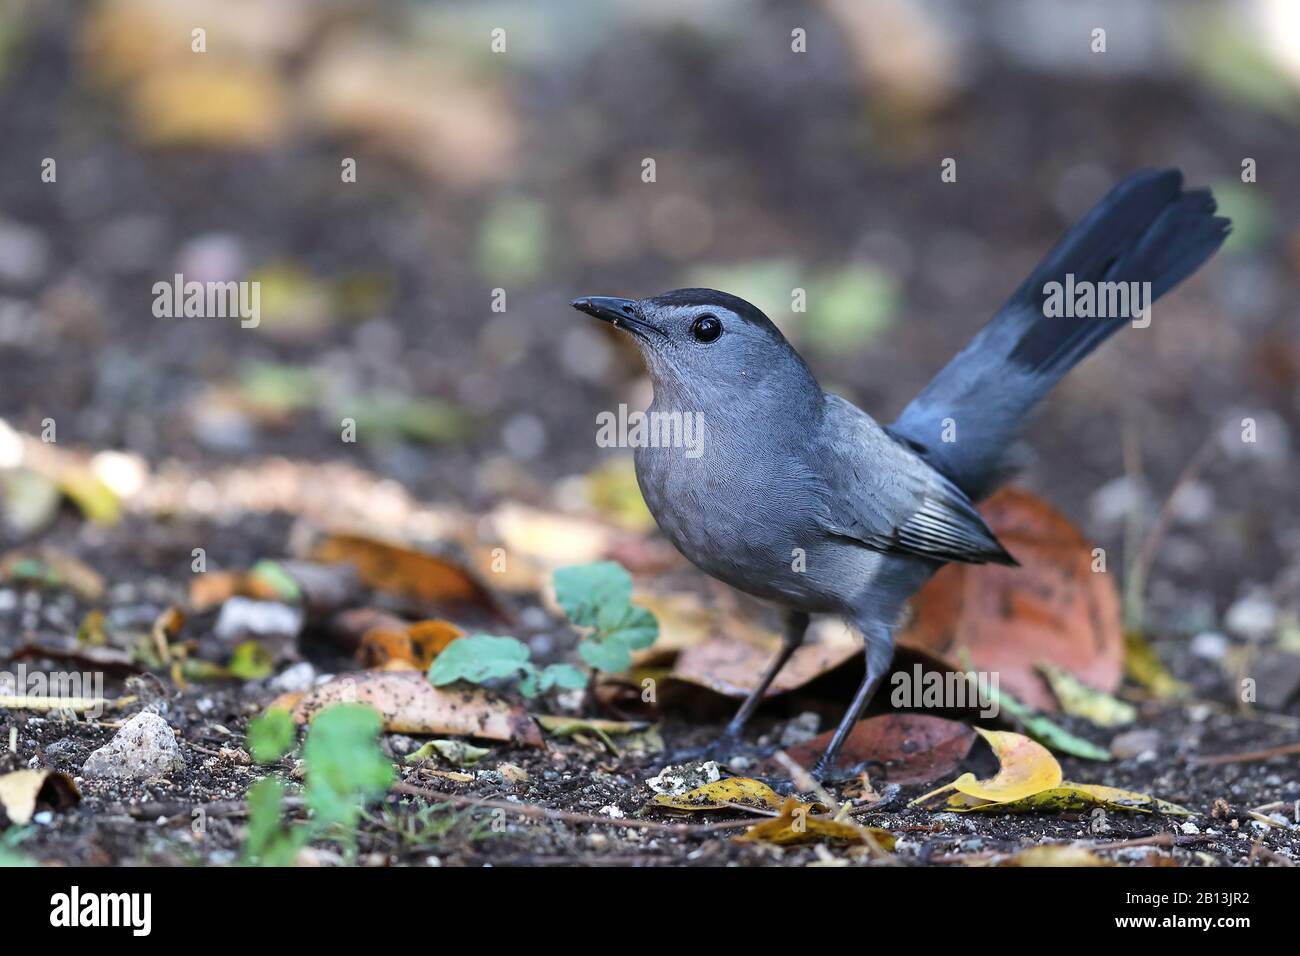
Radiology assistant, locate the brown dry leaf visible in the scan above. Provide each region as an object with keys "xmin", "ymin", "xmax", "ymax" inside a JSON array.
[
  {"xmin": 0, "ymin": 769, "xmax": 80, "ymax": 825},
  {"xmin": 669, "ymin": 637, "xmax": 862, "ymax": 698},
  {"xmin": 653, "ymin": 777, "xmax": 785, "ymax": 813},
  {"xmin": 302, "ymin": 37, "xmax": 517, "ymax": 189},
  {"xmin": 780, "ymin": 714, "xmax": 975, "ymax": 785},
  {"xmin": 737, "ymin": 797, "xmax": 897, "ymax": 849},
  {"xmin": 311, "ymin": 532, "xmax": 500, "ymax": 615},
  {"xmin": 358, "ymin": 619, "xmax": 464, "ymax": 671},
  {"xmin": 898, "ymin": 487, "xmax": 1123, "ymax": 710},
  {"xmin": 189, "ymin": 570, "xmax": 286, "ymax": 612},
  {"xmin": 290, "ymin": 671, "xmax": 542, "ymax": 747},
  {"xmin": 912, "ymin": 728, "xmax": 1062, "ymax": 807}
]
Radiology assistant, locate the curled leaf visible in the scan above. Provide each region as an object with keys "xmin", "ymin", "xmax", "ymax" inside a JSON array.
[
  {"xmin": 0, "ymin": 769, "xmax": 80, "ymax": 825},
  {"xmin": 912, "ymin": 728, "xmax": 1061, "ymax": 807}
]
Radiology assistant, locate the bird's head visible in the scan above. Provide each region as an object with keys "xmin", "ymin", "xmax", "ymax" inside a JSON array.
[{"xmin": 570, "ymin": 288, "xmax": 819, "ymax": 409}]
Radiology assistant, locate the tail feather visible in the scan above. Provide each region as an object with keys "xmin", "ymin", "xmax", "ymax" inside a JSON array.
[{"xmin": 889, "ymin": 168, "xmax": 1230, "ymax": 500}]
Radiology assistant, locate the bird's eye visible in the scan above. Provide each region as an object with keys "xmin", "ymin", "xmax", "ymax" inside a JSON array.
[{"xmin": 691, "ymin": 314, "xmax": 722, "ymax": 343}]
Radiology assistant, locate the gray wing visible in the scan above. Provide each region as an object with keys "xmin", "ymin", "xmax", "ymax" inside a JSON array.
[{"xmin": 813, "ymin": 394, "xmax": 1017, "ymax": 566}]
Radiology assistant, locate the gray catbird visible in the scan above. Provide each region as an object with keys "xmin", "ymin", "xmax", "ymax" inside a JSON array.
[{"xmin": 572, "ymin": 169, "xmax": 1228, "ymax": 778}]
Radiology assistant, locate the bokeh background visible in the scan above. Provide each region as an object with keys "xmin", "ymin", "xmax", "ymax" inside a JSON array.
[{"xmin": 1, "ymin": 0, "xmax": 1298, "ymax": 631}]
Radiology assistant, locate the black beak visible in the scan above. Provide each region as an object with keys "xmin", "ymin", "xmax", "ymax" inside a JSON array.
[{"xmin": 571, "ymin": 296, "xmax": 651, "ymax": 339}]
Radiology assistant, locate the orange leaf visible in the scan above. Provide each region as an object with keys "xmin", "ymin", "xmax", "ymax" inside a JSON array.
[{"xmin": 898, "ymin": 487, "xmax": 1122, "ymax": 710}]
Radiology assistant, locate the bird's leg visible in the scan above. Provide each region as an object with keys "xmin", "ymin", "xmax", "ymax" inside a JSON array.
[
  {"xmin": 661, "ymin": 610, "xmax": 808, "ymax": 766},
  {"xmin": 719, "ymin": 609, "xmax": 810, "ymax": 743},
  {"xmin": 810, "ymin": 628, "xmax": 893, "ymax": 781}
]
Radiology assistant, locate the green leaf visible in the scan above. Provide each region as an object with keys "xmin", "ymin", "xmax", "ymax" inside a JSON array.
[
  {"xmin": 228, "ymin": 640, "xmax": 275, "ymax": 680},
  {"xmin": 248, "ymin": 710, "xmax": 297, "ymax": 764},
  {"xmin": 241, "ymin": 777, "xmax": 304, "ymax": 866},
  {"xmin": 539, "ymin": 663, "xmax": 588, "ymax": 691},
  {"xmin": 303, "ymin": 704, "xmax": 395, "ymax": 831},
  {"xmin": 598, "ymin": 604, "xmax": 659, "ymax": 649},
  {"xmin": 248, "ymin": 560, "xmax": 303, "ymax": 604},
  {"xmin": 554, "ymin": 561, "xmax": 633, "ymax": 627},
  {"xmin": 427, "ymin": 634, "xmax": 532, "ymax": 687},
  {"xmin": 997, "ymin": 687, "xmax": 1112, "ymax": 762},
  {"xmin": 578, "ymin": 639, "xmax": 632, "ymax": 674}
]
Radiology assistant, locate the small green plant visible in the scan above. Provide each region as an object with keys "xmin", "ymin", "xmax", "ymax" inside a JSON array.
[
  {"xmin": 0, "ymin": 827, "xmax": 35, "ymax": 868},
  {"xmin": 425, "ymin": 561, "xmax": 659, "ymax": 698},
  {"xmin": 242, "ymin": 704, "xmax": 394, "ymax": 865},
  {"xmin": 247, "ymin": 708, "xmax": 296, "ymax": 764},
  {"xmin": 428, "ymin": 634, "xmax": 586, "ymax": 698},
  {"xmin": 554, "ymin": 561, "xmax": 658, "ymax": 673}
]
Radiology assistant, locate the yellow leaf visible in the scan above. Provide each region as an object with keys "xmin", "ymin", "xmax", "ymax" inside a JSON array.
[
  {"xmin": 950, "ymin": 781, "xmax": 1191, "ymax": 816},
  {"xmin": 913, "ymin": 728, "xmax": 1061, "ymax": 807},
  {"xmin": 132, "ymin": 64, "xmax": 288, "ymax": 148},
  {"xmin": 1039, "ymin": 662, "xmax": 1136, "ymax": 727},
  {"xmin": 1124, "ymin": 631, "xmax": 1189, "ymax": 698},
  {"xmin": 653, "ymin": 777, "xmax": 785, "ymax": 813},
  {"xmin": 1000, "ymin": 845, "xmax": 1112, "ymax": 867},
  {"xmin": 738, "ymin": 798, "xmax": 896, "ymax": 848}
]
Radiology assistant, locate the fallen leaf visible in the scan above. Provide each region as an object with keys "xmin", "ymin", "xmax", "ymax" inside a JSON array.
[
  {"xmin": 1039, "ymin": 662, "xmax": 1136, "ymax": 727},
  {"xmin": 913, "ymin": 728, "xmax": 1061, "ymax": 807},
  {"xmin": 55, "ymin": 467, "xmax": 121, "ymax": 525},
  {"xmin": 131, "ymin": 63, "xmax": 289, "ymax": 147},
  {"xmin": 291, "ymin": 671, "xmax": 542, "ymax": 747},
  {"xmin": 311, "ymin": 532, "xmax": 501, "ymax": 616},
  {"xmin": 302, "ymin": 36, "xmax": 518, "ymax": 189},
  {"xmin": 535, "ymin": 715, "xmax": 650, "ymax": 754},
  {"xmin": 0, "ymin": 769, "xmax": 80, "ymax": 825},
  {"xmin": 359, "ymin": 619, "xmax": 463, "ymax": 671},
  {"xmin": 1123, "ymin": 631, "xmax": 1190, "ymax": 698},
  {"xmin": 10, "ymin": 642, "xmax": 141, "ymax": 677},
  {"xmin": 953, "ymin": 782, "xmax": 1192, "ymax": 817},
  {"xmin": 999, "ymin": 846, "xmax": 1112, "ymax": 867},
  {"xmin": 737, "ymin": 797, "xmax": 896, "ymax": 849},
  {"xmin": 899, "ymin": 488, "xmax": 1123, "ymax": 710},
  {"xmin": 653, "ymin": 777, "xmax": 786, "ymax": 813},
  {"xmin": 405, "ymin": 739, "xmax": 490, "ymax": 766},
  {"xmin": 994, "ymin": 686, "xmax": 1113, "ymax": 761},
  {"xmin": 189, "ymin": 570, "xmax": 287, "ymax": 612},
  {"xmin": 779, "ymin": 714, "xmax": 976, "ymax": 784},
  {"xmin": 669, "ymin": 637, "xmax": 862, "ymax": 698}
]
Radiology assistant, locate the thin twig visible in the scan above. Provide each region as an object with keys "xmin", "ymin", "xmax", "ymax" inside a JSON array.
[{"xmin": 1188, "ymin": 740, "xmax": 1300, "ymax": 767}]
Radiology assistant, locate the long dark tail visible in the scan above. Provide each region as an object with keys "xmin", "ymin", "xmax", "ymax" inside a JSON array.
[{"xmin": 888, "ymin": 168, "xmax": 1230, "ymax": 500}]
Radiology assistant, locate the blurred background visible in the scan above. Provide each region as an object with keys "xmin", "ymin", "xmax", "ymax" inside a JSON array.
[{"xmin": 0, "ymin": 0, "xmax": 1298, "ymax": 630}]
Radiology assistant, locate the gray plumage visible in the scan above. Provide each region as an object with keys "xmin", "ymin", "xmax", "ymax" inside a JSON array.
[{"xmin": 572, "ymin": 168, "xmax": 1229, "ymax": 776}]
